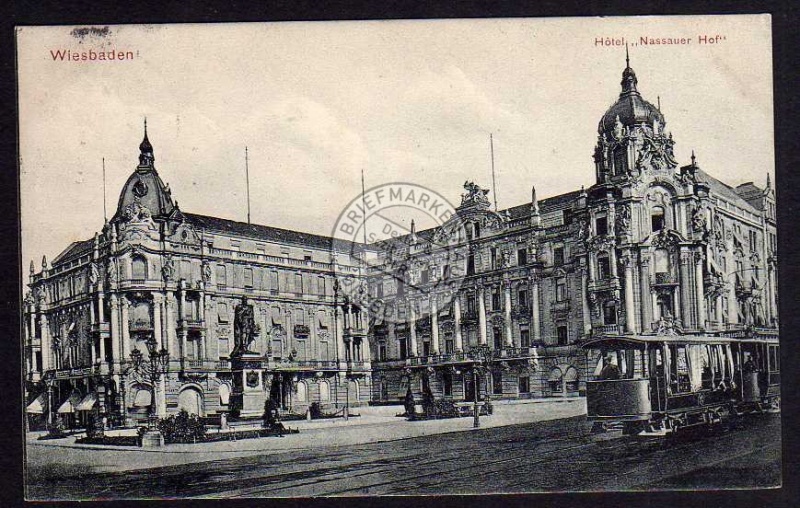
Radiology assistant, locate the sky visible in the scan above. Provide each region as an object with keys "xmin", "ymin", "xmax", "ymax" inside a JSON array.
[{"xmin": 17, "ymin": 15, "xmax": 774, "ymax": 275}]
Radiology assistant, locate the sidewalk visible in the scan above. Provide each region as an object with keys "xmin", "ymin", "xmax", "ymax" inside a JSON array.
[{"xmin": 26, "ymin": 397, "xmax": 586, "ymax": 475}]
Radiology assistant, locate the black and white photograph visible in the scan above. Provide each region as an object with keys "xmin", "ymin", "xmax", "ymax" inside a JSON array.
[{"xmin": 17, "ymin": 15, "xmax": 780, "ymax": 499}]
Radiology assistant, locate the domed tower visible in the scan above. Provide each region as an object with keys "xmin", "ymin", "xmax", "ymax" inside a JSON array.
[
  {"xmin": 111, "ymin": 120, "xmax": 178, "ymax": 224},
  {"xmin": 593, "ymin": 49, "xmax": 677, "ymax": 185}
]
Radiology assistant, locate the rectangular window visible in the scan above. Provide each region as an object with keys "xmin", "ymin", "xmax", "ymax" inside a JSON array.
[
  {"xmin": 492, "ymin": 289, "xmax": 501, "ymax": 311},
  {"xmin": 443, "ymin": 371, "xmax": 453, "ymax": 397},
  {"xmin": 490, "ymin": 248, "xmax": 498, "ymax": 270},
  {"xmin": 269, "ymin": 271, "xmax": 279, "ymax": 292},
  {"xmin": 553, "ymin": 247, "xmax": 565, "ymax": 266},
  {"xmin": 519, "ymin": 376, "xmax": 530, "ymax": 394},
  {"xmin": 595, "ymin": 216, "xmax": 608, "ymax": 236},
  {"xmin": 422, "ymin": 341, "xmax": 431, "ymax": 356},
  {"xmin": 466, "ymin": 294, "xmax": 476, "ymax": 315},
  {"xmin": 421, "ymin": 268, "xmax": 430, "ymax": 283},
  {"xmin": 399, "ymin": 337, "xmax": 408, "ymax": 360},
  {"xmin": 295, "ymin": 273, "xmax": 303, "ymax": 294},
  {"xmin": 557, "ymin": 325, "xmax": 568, "ymax": 345},
  {"xmin": 519, "ymin": 289, "xmax": 528, "ymax": 309},
  {"xmin": 517, "ymin": 248, "xmax": 527, "ymax": 266},
  {"xmin": 445, "ymin": 338, "xmax": 454, "ymax": 354},
  {"xmin": 749, "ymin": 231, "xmax": 757, "ymax": 251},
  {"xmin": 520, "ymin": 329, "xmax": 530, "ymax": 348},
  {"xmin": 304, "ymin": 250, "xmax": 313, "ymax": 262},
  {"xmin": 230, "ymin": 241, "xmax": 240, "ymax": 252},
  {"xmin": 217, "ymin": 302, "xmax": 229, "ymax": 323},
  {"xmin": 442, "ymin": 265, "xmax": 450, "ymax": 280},
  {"xmin": 318, "ymin": 276, "xmax": 326, "ymax": 296},
  {"xmin": 597, "ymin": 257, "xmax": 611, "ymax": 280},
  {"xmin": 243, "ymin": 267, "xmax": 253, "ymax": 288},
  {"xmin": 467, "ymin": 255, "xmax": 475, "ymax": 275},
  {"xmin": 379, "ymin": 343, "xmax": 387, "ymax": 361},
  {"xmin": 493, "ymin": 327, "xmax": 503, "ymax": 350},
  {"xmin": 376, "ymin": 281, "xmax": 384, "ymax": 298},
  {"xmin": 556, "ymin": 279, "xmax": 567, "ymax": 301},
  {"xmin": 216, "ymin": 265, "xmax": 227, "ymax": 286},
  {"xmin": 493, "ymin": 371, "xmax": 503, "ymax": 395}
]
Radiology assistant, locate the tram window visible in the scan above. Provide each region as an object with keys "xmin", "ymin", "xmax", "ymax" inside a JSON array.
[{"xmin": 670, "ymin": 345, "xmax": 692, "ymax": 393}]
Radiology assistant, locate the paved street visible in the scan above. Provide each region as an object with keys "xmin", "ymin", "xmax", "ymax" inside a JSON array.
[{"xmin": 25, "ymin": 402, "xmax": 780, "ymax": 499}]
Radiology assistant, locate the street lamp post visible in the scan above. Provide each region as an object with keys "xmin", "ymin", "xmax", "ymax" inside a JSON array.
[
  {"xmin": 130, "ymin": 336, "xmax": 170, "ymax": 447},
  {"xmin": 470, "ymin": 344, "xmax": 492, "ymax": 429}
]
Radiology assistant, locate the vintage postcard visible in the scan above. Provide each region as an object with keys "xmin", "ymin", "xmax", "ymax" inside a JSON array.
[{"xmin": 18, "ymin": 15, "xmax": 778, "ymax": 499}]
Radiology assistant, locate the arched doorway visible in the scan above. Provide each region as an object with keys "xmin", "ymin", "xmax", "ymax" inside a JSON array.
[{"xmin": 178, "ymin": 387, "xmax": 204, "ymax": 416}]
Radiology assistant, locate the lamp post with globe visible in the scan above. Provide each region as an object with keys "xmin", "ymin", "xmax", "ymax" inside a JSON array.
[
  {"xmin": 130, "ymin": 336, "xmax": 170, "ymax": 446},
  {"xmin": 470, "ymin": 344, "xmax": 492, "ymax": 428}
]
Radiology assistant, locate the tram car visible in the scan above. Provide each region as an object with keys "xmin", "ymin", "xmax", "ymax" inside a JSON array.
[{"xmin": 582, "ymin": 335, "xmax": 780, "ymax": 435}]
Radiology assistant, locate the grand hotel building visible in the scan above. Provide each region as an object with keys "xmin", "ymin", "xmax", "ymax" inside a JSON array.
[{"xmin": 24, "ymin": 60, "xmax": 778, "ymax": 426}]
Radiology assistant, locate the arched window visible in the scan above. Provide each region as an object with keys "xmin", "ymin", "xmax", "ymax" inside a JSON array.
[
  {"xmin": 131, "ymin": 255, "xmax": 147, "ymax": 280},
  {"xmin": 178, "ymin": 387, "xmax": 204, "ymax": 416},
  {"xmin": 651, "ymin": 206, "xmax": 665, "ymax": 232},
  {"xmin": 218, "ymin": 383, "xmax": 231, "ymax": 406},
  {"xmin": 296, "ymin": 381, "xmax": 307, "ymax": 402},
  {"xmin": 319, "ymin": 380, "xmax": 330, "ymax": 401}
]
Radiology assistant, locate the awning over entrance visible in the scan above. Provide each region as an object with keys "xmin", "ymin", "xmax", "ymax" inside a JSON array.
[
  {"xmin": 76, "ymin": 392, "xmax": 97, "ymax": 411},
  {"xmin": 27, "ymin": 393, "xmax": 46, "ymax": 414},
  {"xmin": 57, "ymin": 392, "xmax": 82, "ymax": 414}
]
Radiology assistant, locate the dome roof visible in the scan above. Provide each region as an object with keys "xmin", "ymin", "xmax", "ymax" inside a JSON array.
[
  {"xmin": 111, "ymin": 125, "xmax": 176, "ymax": 223},
  {"xmin": 598, "ymin": 64, "xmax": 664, "ymax": 135}
]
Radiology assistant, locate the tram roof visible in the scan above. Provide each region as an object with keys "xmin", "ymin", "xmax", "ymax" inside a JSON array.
[{"xmin": 581, "ymin": 334, "xmax": 778, "ymax": 349}]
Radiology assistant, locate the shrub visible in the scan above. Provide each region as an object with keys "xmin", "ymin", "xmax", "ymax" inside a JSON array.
[{"xmin": 156, "ymin": 410, "xmax": 207, "ymax": 444}]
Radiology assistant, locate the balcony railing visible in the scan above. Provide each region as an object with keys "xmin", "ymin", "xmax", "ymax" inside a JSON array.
[
  {"xmin": 593, "ymin": 324, "xmax": 622, "ymax": 335},
  {"xmin": 651, "ymin": 272, "xmax": 678, "ymax": 286},
  {"xmin": 91, "ymin": 322, "xmax": 110, "ymax": 334}
]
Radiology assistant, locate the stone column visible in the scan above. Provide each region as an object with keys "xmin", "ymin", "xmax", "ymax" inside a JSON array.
[
  {"xmin": 531, "ymin": 275, "xmax": 542, "ymax": 341},
  {"xmin": 98, "ymin": 291, "xmax": 105, "ymax": 323},
  {"xmin": 151, "ymin": 295, "xmax": 163, "ymax": 348},
  {"xmin": 109, "ymin": 294, "xmax": 120, "ymax": 364},
  {"xmin": 165, "ymin": 291, "xmax": 177, "ymax": 358},
  {"xmin": 581, "ymin": 267, "xmax": 591, "ymax": 335},
  {"xmin": 679, "ymin": 251, "xmax": 692, "ymax": 327},
  {"xmin": 695, "ymin": 252, "xmax": 706, "ymax": 330},
  {"xmin": 588, "ymin": 252, "xmax": 597, "ymax": 282},
  {"xmin": 768, "ymin": 265, "xmax": 777, "ymax": 324},
  {"xmin": 622, "ymin": 253, "xmax": 637, "ymax": 333},
  {"xmin": 121, "ymin": 297, "xmax": 130, "ymax": 361},
  {"xmin": 430, "ymin": 295, "xmax": 440, "ymax": 354},
  {"xmin": 408, "ymin": 303, "xmax": 418, "ymax": 356},
  {"xmin": 335, "ymin": 306, "xmax": 346, "ymax": 367},
  {"xmin": 727, "ymin": 279, "xmax": 739, "ymax": 324},
  {"xmin": 640, "ymin": 258, "xmax": 652, "ymax": 332},
  {"xmin": 453, "ymin": 294, "xmax": 463, "ymax": 352},
  {"xmin": 610, "ymin": 249, "xmax": 619, "ymax": 278},
  {"xmin": 652, "ymin": 290, "xmax": 660, "ymax": 322},
  {"xmin": 715, "ymin": 293, "xmax": 724, "ymax": 325},
  {"xmin": 503, "ymin": 282, "xmax": 513, "ymax": 346},
  {"xmin": 478, "ymin": 287, "xmax": 487, "ymax": 345},
  {"xmin": 40, "ymin": 313, "xmax": 50, "ymax": 371}
]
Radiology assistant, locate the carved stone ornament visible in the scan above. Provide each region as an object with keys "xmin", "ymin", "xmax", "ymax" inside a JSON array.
[
  {"xmin": 106, "ymin": 258, "xmax": 118, "ymax": 284},
  {"xmin": 24, "ymin": 291, "xmax": 34, "ymax": 306},
  {"xmin": 615, "ymin": 205, "xmax": 631, "ymax": 236},
  {"xmin": 651, "ymin": 228, "xmax": 680, "ymax": 249},
  {"xmin": 122, "ymin": 200, "xmax": 153, "ymax": 223},
  {"xmin": 88, "ymin": 262, "xmax": 99, "ymax": 285},
  {"xmin": 692, "ymin": 208, "xmax": 708, "ymax": 233},
  {"xmin": 460, "ymin": 181, "xmax": 491, "ymax": 208},
  {"xmin": 35, "ymin": 286, "xmax": 47, "ymax": 304},
  {"xmin": 202, "ymin": 260, "xmax": 212, "ymax": 282},
  {"xmin": 636, "ymin": 132, "xmax": 678, "ymax": 172},
  {"xmin": 161, "ymin": 257, "xmax": 175, "ymax": 282},
  {"xmin": 246, "ymin": 371, "xmax": 260, "ymax": 388}
]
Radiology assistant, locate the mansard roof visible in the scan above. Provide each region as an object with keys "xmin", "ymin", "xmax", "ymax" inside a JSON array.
[
  {"xmin": 184, "ymin": 212, "xmax": 360, "ymax": 251},
  {"xmin": 51, "ymin": 239, "xmax": 94, "ymax": 267},
  {"xmin": 696, "ymin": 169, "xmax": 760, "ymax": 214}
]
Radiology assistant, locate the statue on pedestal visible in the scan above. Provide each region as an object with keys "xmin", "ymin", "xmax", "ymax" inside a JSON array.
[{"xmin": 232, "ymin": 296, "xmax": 257, "ymax": 356}]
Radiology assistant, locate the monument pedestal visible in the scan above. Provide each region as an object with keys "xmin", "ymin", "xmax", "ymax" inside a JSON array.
[{"xmin": 230, "ymin": 353, "xmax": 267, "ymax": 419}]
